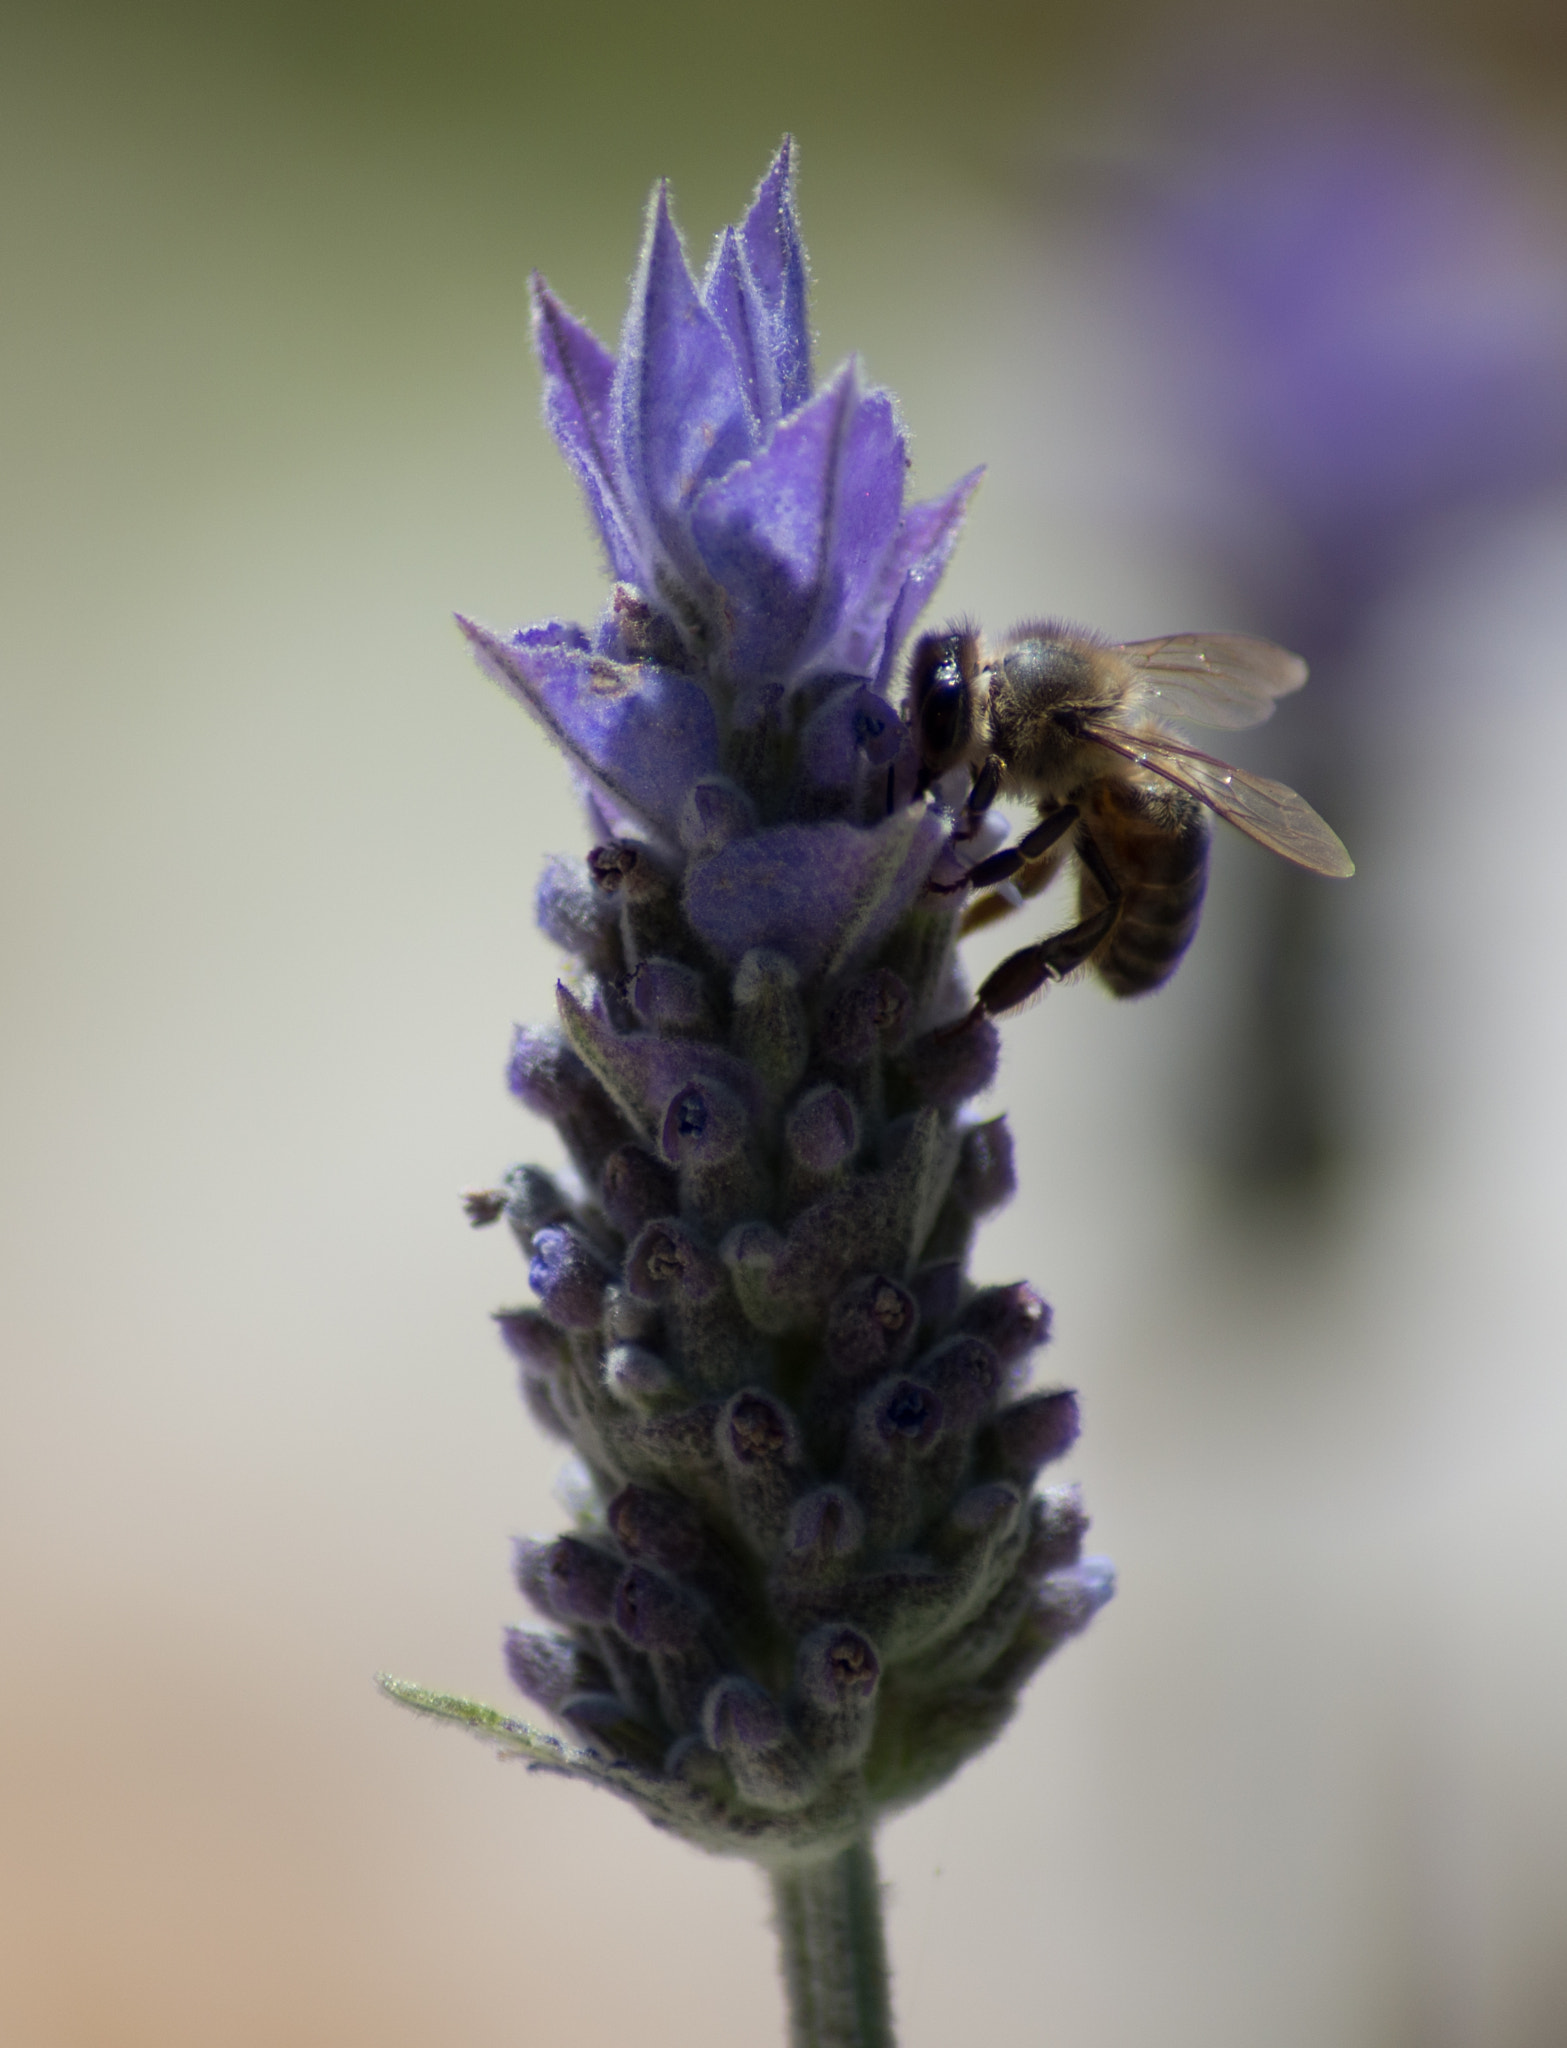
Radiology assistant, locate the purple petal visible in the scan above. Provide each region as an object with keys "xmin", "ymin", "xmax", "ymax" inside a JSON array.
[
  {"xmin": 702, "ymin": 227, "xmax": 769, "ymax": 437},
  {"xmin": 1150, "ymin": 106, "xmax": 1567, "ymax": 563},
  {"xmin": 798, "ymin": 682, "xmax": 906, "ymax": 804},
  {"xmin": 687, "ymin": 367, "xmax": 850, "ymax": 676},
  {"xmin": 556, "ymin": 981, "xmax": 765, "ymax": 1132},
  {"xmin": 867, "ymin": 467, "xmax": 985, "ymax": 690},
  {"xmin": 683, "ymin": 805, "xmax": 946, "ymax": 981},
  {"xmin": 806, "ymin": 384, "xmax": 908, "ymax": 665},
  {"xmin": 460, "ymin": 616, "xmax": 719, "ymax": 843},
  {"xmin": 615, "ymin": 184, "xmax": 755, "ymax": 581},
  {"xmin": 513, "ymin": 618, "xmax": 592, "ymax": 654},
  {"xmin": 689, "ymin": 365, "xmax": 905, "ymax": 683},
  {"xmin": 740, "ymin": 138, "xmax": 812, "ymax": 415},
  {"xmin": 530, "ymin": 278, "xmax": 642, "ymax": 584}
]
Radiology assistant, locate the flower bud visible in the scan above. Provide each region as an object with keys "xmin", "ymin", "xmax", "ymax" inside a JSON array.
[
  {"xmin": 731, "ymin": 948, "xmax": 810, "ymax": 1106},
  {"xmin": 626, "ymin": 1219, "xmax": 724, "ymax": 1305},
  {"xmin": 953, "ymin": 1115, "xmax": 1015, "ymax": 1216},
  {"xmin": 847, "ymin": 1376, "xmax": 946, "ymax": 1549},
  {"xmin": 511, "ymin": 1536, "xmax": 555, "ymax": 1619},
  {"xmin": 678, "ymin": 776, "xmax": 757, "ymax": 855},
  {"xmin": 824, "ymin": 1274, "xmax": 918, "ymax": 1378},
  {"xmin": 535, "ymin": 853, "xmax": 622, "ymax": 979},
  {"xmin": 719, "ymin": 1388, "xmax": 805, "ymax": 1554},
  {"xmin": 821, "ymin": 969, "xmax": 912, "ymax": 1066},
  {"xmin": 588, "ymin": 838, "xmax": 686, "ymax": 963},
  {"xmin": 600, "ymin": 1144, "xmax": 680, "ymax": 1239},
  {"xmin": 503, "ymin": 1628, "xmax": 582, "ymax": 1714},
  {"xmin": 601, "ymin": 1342, "xmax": 682, "ymax": 1410},
  {"xmin": 501, "ymin": 1165, "xmax": 576, "ymax": 1253},
  {"xmin": 540, "ymin": 1535, "xmax": 622, "ymax": 1624},
  {"xmin": 506, "ymin": 1026, "xmax": 631, "ymax": 1181},
  {"xmin": 493, "ymin": 1308, "xmax": 568, "ymax": 1375},
  {"xmin": 900, "ymin": 1011, "xmax": 1000, "ymax": 1110},
  {"xmin": 613, "ymin": 1563, "xmax": 703, "ymax": 1652},
  {"xmin": 625, "ymin": 1218, "xmax": 748, "ymax": 1391},
  {"xmin": 702, "ymin": 1675, "xmax": 819, "ymax": 1811},
  {"xmin": 989, "ymin": 1388, "xmax": 1080, "ymax": 1482},
  {"xmin": 660, "ymin": 1078, "xmax": 764, "ymax": 1236},
  {"xmin": 919, "ymin": 1334, "xmax": 1002, "ymax": 1429},
  {"xmin": 528, "ymin": 1226, "xmax": 612, "ymax": 1330},
  {"xmin": 628, "ymin": 957, "xmax": 715, "ymax": 1037},
  {"xmin": 908, "ymin": 1259, "xmax": 963, "ymax": 1334},
  {"xmin": 781, "ymin": 1486, "xmax": 865, "ymax": 1573},
  {"xmin": 783, "ymin": 1084, "xmax": 858, "ymax": 1209},
  {"xmin": 614, "ymin": 1565, "xmax": 717, "ymax": 1731},
  {"xmin": 1025, "ymin": 1485, "xmax": 1089, "ymax": 1576},
  {"xmin": 956, "ymin": 1282, "xmax": 1052, "ymax": 1372},
  {"xmin": 607, "ymin": 1484, "xmax": 705, "ymax": 1572},
  {"xmin": 791, "ymin": 1624, "xmax": 881, "ymax": 1768}
]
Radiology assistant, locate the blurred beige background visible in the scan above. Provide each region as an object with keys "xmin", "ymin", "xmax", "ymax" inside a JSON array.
[{"xmin": 4, "ymin": 3, "xmax": 1566, "ymax": 2043}]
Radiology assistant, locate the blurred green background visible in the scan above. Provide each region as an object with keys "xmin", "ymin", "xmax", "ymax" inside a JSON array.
[{"xmin": 5, "ymin": 3, "xmax": 1567, "ymax": 2043}]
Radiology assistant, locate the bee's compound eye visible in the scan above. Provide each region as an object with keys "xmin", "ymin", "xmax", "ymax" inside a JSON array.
[
  {"xmin": 919, "ymin": 677, "xmax": 968, "ymax": 762},
  {"xmin": 907, "ymin": 629, "xmax": 979, "ymax": 772}
]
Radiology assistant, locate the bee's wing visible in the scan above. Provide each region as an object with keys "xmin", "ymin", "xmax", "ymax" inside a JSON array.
[
  {"xmin": 1083, "ymin": 723, "xmax": 1355, "ymax": 877},
  {"xmin": 1118, "ymin": 634, "xmax": 1308, "ymax": 730}
]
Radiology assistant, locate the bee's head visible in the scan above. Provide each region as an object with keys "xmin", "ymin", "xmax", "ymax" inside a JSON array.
[{"xmin": 906, "ymin": 627, "xmax": 982, "ymax": 791}]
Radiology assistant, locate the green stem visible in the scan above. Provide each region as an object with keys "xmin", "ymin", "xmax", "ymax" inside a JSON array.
[{"xmin": 770, "ymin": 1836, "xmax": 895, "ymax": 2048}]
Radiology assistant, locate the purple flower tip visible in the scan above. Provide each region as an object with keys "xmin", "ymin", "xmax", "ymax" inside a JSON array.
[{"xmin": 464, "ymin": 145, "xmax": 977, "ymax": 839}]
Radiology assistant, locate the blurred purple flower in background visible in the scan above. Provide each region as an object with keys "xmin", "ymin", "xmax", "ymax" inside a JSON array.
[
  {"xmin": 381, "ymin": 144, "xmax": 1109, "ymax": 2045},
  {"xmin": 1131, "ymin": 80, "xmax": 1567, "ymax": 1191},
  {"xmin": 1149, "ymin": 90, "xmax": 1567, "ymax": 630}
]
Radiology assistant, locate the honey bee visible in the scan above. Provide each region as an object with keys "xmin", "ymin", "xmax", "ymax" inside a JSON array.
[{"xmin": 907, "ymin": 622, "xmax": 1353, "ymax": 1018}]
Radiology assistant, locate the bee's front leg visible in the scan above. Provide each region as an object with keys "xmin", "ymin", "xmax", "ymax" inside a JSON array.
[{"xmin": 965, "ymin": 803, "xmax": 1079, "ymax": 892}]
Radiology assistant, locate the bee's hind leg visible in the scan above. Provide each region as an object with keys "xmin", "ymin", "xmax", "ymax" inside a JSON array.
[{"xmin": 969, "ymin": 827, "xmax": 1120, "ymax": 1020}]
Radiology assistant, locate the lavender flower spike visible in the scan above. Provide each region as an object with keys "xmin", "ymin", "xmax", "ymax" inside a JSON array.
[{"xmin": 381, "ymin": 144, "xmax": 1106, "ymax": 2046}]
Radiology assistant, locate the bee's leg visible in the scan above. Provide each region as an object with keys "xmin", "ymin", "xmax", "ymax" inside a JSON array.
[
  {"xmin": 960, "ymin": 844, "xmax": 1062, "ymax": 937},
  {"xmin": 965, "ymin": 756, "xmax": 1003, "ymax": 818},
  {"xmin": 926, "ymin": 755, "xmax": 1010, "ymax": 894},
  {"xmin": 969, "ymin": 826, "xmax": 1121, "ymax": 1020},
  {"xmin": 966, "ymin": 803, "xmax": 1079, "ymax": 892}
]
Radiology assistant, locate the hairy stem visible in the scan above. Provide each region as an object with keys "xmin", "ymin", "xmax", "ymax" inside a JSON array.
[{"xmin": 770, "ymin": 1837, "xmax": 895, "ymax": 2048}]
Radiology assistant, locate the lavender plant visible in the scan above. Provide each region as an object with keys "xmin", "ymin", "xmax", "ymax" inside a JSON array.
[{"xmin": 381, "ymin": 142, "xmax": 1112, "ymax": 2047}]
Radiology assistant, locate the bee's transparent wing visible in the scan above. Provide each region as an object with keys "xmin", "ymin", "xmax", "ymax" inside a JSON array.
[
  {"xmin": 1084, "ymin": 723, "xmax": 1355, "ymax": 877},
  {"xmin": 1118, "ymin": 634, "xmax": 1308, "ymax": 730}
]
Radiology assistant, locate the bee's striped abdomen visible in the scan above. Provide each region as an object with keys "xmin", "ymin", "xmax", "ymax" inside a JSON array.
[{"xmin": 1081, "ymin": 782, "xmax": 1211, "ymax": 998}]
